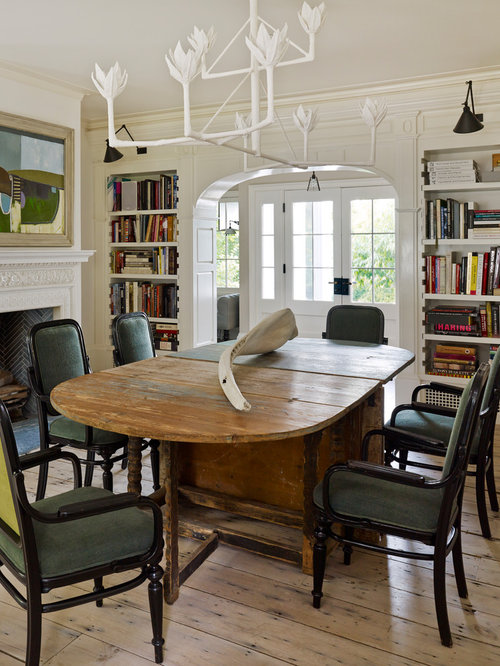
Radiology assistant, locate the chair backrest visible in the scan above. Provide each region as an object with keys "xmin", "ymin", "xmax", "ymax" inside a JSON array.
[
  {"xmin": 0, "ymin": 400, "xmax": 20, "ymax": 539},
  {"xmin": 441, "ymin": 363, "xmax": 490, "ymax": 480},
  {"xmin": 324, "ymin": 305, "xmax": 385, "ymax": 344},
  {"xmin": 28, "ymin": 319, "xmax": 89, "ymax": 415},
  {"xmin": 112, "ymin": 312, "xmax": 156, "ymax": 366}
]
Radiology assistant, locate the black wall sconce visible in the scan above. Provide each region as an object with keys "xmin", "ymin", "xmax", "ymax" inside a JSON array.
[
  {"xmin": 103, "ymin": 124, "xmax": 148, "ymax": 162},
  {"xmin": 453, "ymin": 81, "xmax": 484, "ymax": 134}
]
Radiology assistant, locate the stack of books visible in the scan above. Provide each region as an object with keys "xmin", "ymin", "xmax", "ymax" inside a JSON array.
[
  {"xmin": 425, "ymin": 305, "xmax": 479, "ymax": 336},
  {"xmin": 468, "ymin": 209, "xmax": 500, "ymax": 238},
  {"xmin": 428, "ymin": 343, "xmax": 477, "ymax": 378},
  {"xmin": 426, "ymin": 159, "xmax": 480, "ymax": 184}
]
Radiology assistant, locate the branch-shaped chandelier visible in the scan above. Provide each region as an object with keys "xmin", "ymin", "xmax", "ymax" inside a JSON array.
[{"xmin": 92, "ymin": 1, "xmax": 387, "ymax": 170}]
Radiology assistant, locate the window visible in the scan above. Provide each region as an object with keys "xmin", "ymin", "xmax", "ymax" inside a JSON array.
[
  {"xmin": 350, "ymin": 198, "xmax": 396, "ymax": 303},
  {"xmin": 216, "ymin": 199, "xmax": 239, "ymax": 288}
]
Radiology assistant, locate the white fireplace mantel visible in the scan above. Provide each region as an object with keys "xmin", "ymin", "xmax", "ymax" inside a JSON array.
[{"xmin": 0, "ymin": 249, "xmax": 94, "ymax": 320}]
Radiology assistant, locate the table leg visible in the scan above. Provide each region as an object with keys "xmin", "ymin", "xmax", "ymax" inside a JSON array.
[
  {"xmin": 160, "ymin": 440, "xmax": 180, "ymax": 604},
  {"xmin": 127, "ymin": 436, "xmax": 143, "ymax": 495},
  {"xmin": 302, "ymin": 429, "xmax": 323, "ymax": 575}
]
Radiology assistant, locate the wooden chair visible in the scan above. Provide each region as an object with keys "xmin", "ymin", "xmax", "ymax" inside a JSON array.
[
  {"xmin": 111, "ymin": 311, "xmax": 160, "ymax": 490},
  {"xmin": 27, "ymin": 319, "xmax": 128, "ymax": 500},
  {"xmin": 385, "ymin": 346, "xmax": 500, "ymax": 538},
  {"xmin": 322, "ymin": 304, "xmax": 387, "ymax": 344},
  {"xmin": 0, "ymin": 398, "xmax": 164, "ymax": 665},
  {"xmin": 311, "ymin": 363, "xmax": 489, "ymax": 647}
]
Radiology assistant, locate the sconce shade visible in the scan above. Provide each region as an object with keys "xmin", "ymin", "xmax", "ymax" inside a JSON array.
[
  {"xmin": 453, "ymin": 81, "xmax": 484, "ymax": 134},
  {"xmin": 104, "ymin": 140, "xmax": 124, "ymax": 163},
  {"xmin": 453, "ymin": 104, "xmax": 484, "ymax": 134}
]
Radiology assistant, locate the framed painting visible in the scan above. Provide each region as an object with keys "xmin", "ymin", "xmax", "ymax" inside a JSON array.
[{"xmin": 0, "ymin": 111, "xmax": 73, "ymax": 246}]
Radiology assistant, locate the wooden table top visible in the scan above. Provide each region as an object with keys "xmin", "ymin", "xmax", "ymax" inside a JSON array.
[
  {"xmin": 51, "ymin": 355, "xmax": 380, "ymax": 444},
  {"xmin": 176, "ymin": 337, "xmax": 415, "ymax": 383}
]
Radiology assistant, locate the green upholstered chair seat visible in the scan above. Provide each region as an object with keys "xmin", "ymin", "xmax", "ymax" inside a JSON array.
[
  {"xmin": 314, "ymin": 470, "xmax": 444, "ymax": 534},
  {"xmin": 388, "ymin": 409, "xmax": 481, "ymax": 456},
  {"xmin": 49, "ymin": 416, "xmax": 127, "ymax": 446},
  {"xmin": 0, "ymin": 486, "xmax": 155, "ymax": 578}
]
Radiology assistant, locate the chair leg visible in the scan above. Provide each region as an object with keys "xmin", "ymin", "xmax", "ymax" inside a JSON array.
[
  {"xmin": 147, "ymin": 563, "xmax": 165, "ymax": 664},
  {"xmin": 343, "ymin": 526, "xmax": 353, "ymax": 565},
  {"xmin": 451, "ymin": 529, "xmax": 468, "ymax": 600},
  {"xmin": 121, "ymin": 443, "xmax": 128, "ymax": 470},
  {"xmin": 35, "ymin": 460, "xmax": 49, "ymax": 501},
  {"xmin": 486, "ymin": 457, "xmax": 499, "ymax": 512},
  {"xmin": 312, "ymin": 514, "xmax": 329, "ymax": 609},
  {"xmin": 475, "ymin": 462, "xmax": 492, "ymax": 539},
  {"xmin": 84, "ymin": 449, "xmax": 96, "ymax": 487},
  {"xmin": 100, "ymin": 455, "xmax": 114, "ymax": 492},
  {"xmin": 94, "ymin": 576, "xmax": 104, "ymax": 607},
  {"xmin": 398, "ymin": 448, "xmax": 408, "ymax": 471},
  {"xmin": 150, "ymin": 439, "xmax": 160, "ymax": 491},
  {"xmin": 434, "ymin": 541, "xmax": 452, "ymax": 647},
  {"xmin": 26, "ymin": 588, "xmax": 42, "ymax": 666}
]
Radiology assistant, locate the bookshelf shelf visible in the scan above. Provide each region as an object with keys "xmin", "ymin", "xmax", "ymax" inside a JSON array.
[
  {"xmin": 423, "ymin": 182, "xmax": 500, "ymax": 193},
  {"xmin": 107, "ymin": 171, "xmax": 180, "ymax": 352},
  {"xmin": 423, "ymin": 293, "xmax": 500, "ymax": 302}
]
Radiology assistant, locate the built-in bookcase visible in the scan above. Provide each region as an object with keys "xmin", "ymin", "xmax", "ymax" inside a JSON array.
[
  {"xmin": 420, "ymin": 144, "xmax": 500, "ymax": 386},
  {"xmin": 107, "ymin": 171, "xmax": 180, "ymax": 352}
]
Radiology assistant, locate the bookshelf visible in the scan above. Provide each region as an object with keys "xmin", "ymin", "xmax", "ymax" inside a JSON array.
[
  {"xmin": 107, "ymin": 171, "xmax": 180, "ymax": 353},
  {"xmin": 420, "ymin": 144, "xmax": 500, "ymax": 385}
]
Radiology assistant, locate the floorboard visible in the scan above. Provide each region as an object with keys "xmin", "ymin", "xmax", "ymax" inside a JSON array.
[{"xmin": 1, "ymin": 427, "xmax": 499, "ymax": 665}]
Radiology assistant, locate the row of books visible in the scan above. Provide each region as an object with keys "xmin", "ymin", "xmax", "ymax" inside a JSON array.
[
  {"xmin": 110, "ymin": 282, "xmax": 177, "ymax": 319},
  {"xmin": 111, "ymin": 214, "xmax": 177, "ymax": 243},
  {"xmin": 108, "ymin": 174, "xmax": 179, "ymax": 212},
  {"xmin": 427, "ymin": 342, "xmax": 477, "ymax": 378},
  {"xmin": 152, "ymin": 322, "xmax": 179, "ymax": 352},
  {"xmin": 111, "ymin": 248, "xmax": 178, "ymax": 276},
  {"xmin": 424, "ymin": 248, "xmax": 500, "ymax": 295},
  {"xmin": 425, "ymin": 304, "xmax": 500, "ymax": 337},
  {"xmin": 468, "ymin": 209, "xmax": 500, "ymax": 239},
  {"xmin": 424, "ymin": 159, "xmax": 479, "ymax": 185}
]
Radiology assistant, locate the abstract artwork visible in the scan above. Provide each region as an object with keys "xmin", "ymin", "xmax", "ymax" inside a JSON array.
[{"xmin": 0, "ymin": 112, "xmax": 73, "ymax": 246}]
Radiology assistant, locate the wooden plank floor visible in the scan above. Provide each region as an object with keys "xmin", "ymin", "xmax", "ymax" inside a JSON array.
[{"xmin": 1, "ymin": 433, "xmax": 500, "ymax": 665}]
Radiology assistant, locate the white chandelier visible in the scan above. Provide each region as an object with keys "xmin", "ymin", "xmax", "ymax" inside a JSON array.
[{"xmin": 92, "ymin": 0, "xmax": 387, "ymax": 170}]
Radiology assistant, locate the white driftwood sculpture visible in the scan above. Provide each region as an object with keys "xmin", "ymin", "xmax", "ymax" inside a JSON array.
[{"xmin": 218, "ymin": 308, "xmax": 298, "ymax": 411}]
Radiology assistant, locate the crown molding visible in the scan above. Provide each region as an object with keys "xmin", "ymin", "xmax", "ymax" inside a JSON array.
[{"xmin": 0, "ymin": 59, "xmax": 88, "ymax": 100}]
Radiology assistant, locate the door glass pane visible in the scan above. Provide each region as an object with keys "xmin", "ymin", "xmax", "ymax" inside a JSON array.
[
  {"xmin": 262, "ymin": 267, "xmax": 275, "ymax": 299},
  {"xmin": 262, "ymin": 236, "xmax": 274, "ymax": 267},
  {"xmin": 350, "ymin": 199, "xmax": 372, "ymax": 233},
  {"xmin": 373, "ymin": 199, "xmax": 395, "ymax": 232},
  {"xmin": 292, "ymin": 200, "xmax": 333, "ymax": 301},
  {"xmin": 373, "ymin": 234, "xmax": 395, "ymax": 268},
  {"xmin": 293, "ymin": 268, "xmax": 313, "ymax": 300},
  {"xmin": 374, "ymin": 269, "xmax": 396, "ymax": 302},
  {"xmin": 351, "ymin": 268, "xmax": 373, "ymax": 302},
  {"xmin": 351, "ymin": 234, "xmax": 372, "ymax": 268},
  {"xmin": 262, "ymin": 203, "xmax": 274, "ymax": 235}
]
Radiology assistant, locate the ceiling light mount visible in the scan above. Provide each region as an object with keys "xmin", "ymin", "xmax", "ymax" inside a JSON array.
[{"xmin": 453, "ymin": 80, "xmax": 484, "ymax": 134}]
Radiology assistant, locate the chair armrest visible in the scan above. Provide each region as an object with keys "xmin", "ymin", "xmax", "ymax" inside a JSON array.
[
  {"xmin": 57, "ymin": 492, "xmax": 141, "ymax": 518},
  {"xmin": 411, "ymin": 381, "xmax": 463, "ymax": 404},
  {"xmin": 391, "ymin": 401, "xmax": 456, "ymax": 423},
  {"xmin": 361, "ymin": 426, "xmax": 445, "ymax": 459},
  {"xmin": 346, "ymin": 459, "xmax": 426, "ymax": 486},
  {"xmin": 19, "ymin": 447, "xmax": 80, "ymax": 471}
]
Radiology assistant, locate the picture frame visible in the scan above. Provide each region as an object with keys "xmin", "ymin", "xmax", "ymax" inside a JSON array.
[{"xmin": 0, "ymin": 111, "xmax": 73, "ymax": 246}]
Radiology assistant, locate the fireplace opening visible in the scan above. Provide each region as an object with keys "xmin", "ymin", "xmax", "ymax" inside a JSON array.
[{"xmin": 0, "ymin": 308, "xmax": 53, "ymax": 419}]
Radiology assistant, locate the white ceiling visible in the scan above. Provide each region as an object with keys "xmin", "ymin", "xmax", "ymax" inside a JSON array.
[{"xmin": 2, "ymin": 0, "xmax": 500, "ymax": 121}]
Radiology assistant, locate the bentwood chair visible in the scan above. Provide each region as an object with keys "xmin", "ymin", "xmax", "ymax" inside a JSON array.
[
  {"xmin": 322, "ymin": 304, "xmax": 387, "ymax": 344},
  {"xmin": 0, "ymin": 399, "xmax": 164, "ymax": 665},
  {"xmin": 311, "ymin": 363, "xmax": 489, "ymax": 647},
  {"xmin": 111, "ymin": 312, "xmax": 160, "ymax": 490},
  {"xmin": 385, "ymin": 346, "xmax": 500, "ymax": 538},
  {"xmin": 27, "ymin": 319, "xmax": 128, "ymax": 500}
]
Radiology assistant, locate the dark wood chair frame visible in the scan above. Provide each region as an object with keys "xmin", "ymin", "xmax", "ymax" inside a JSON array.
[
  {"xmin": 27, "ymin": 319, "xmax": 128, "ymax": 500},
  {"xmin": 385, "ymin": 374, "xmax": 500, "ymax": 539},
  {"xmin": 111, "ymin": 311, "xmax": 160, "ymax": 491},
  {"xmin": 311, "ymin": 364, "xmax": 489, "ymax": 647},
  {"xmin": 0, "ymin": 400, "xmax": 165, "ymax": 665}
]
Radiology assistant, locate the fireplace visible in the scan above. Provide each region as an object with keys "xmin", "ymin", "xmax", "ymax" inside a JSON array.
[{"xmin": 0, "ymin": 247, "xmax": 94, "ymax": 418}]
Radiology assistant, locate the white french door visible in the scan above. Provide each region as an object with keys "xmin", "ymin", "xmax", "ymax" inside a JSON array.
[{"xmin": 251, "ymin": 182, "xmax": 398, "ymax": 342}]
